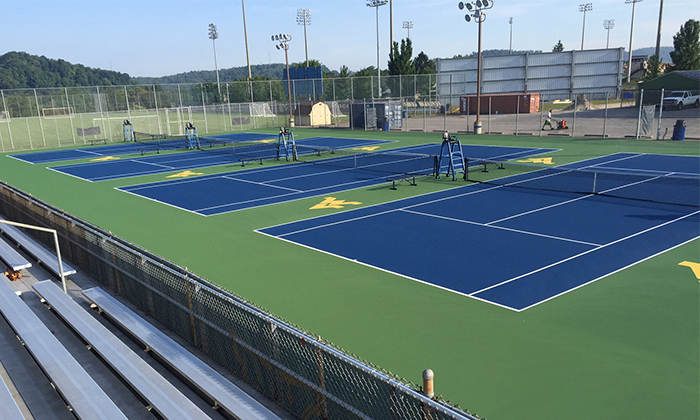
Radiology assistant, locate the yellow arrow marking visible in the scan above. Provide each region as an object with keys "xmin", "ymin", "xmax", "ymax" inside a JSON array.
[
  {"xmin": 90, "ymin": 156, "xmax": 119, "ymax": 162},
  {"xmin": 351, "ymin": 146, "xmax": 380, "ymax": 152},
  {"xmin": 310, "ymin": 197, "xmax": 362, "ymax": 210},
  {"xmin": 516, "ymin": 157, "xmax": 554, "ymax": 165},
  {"xmin": 166, "ymin": 170, "xmax": 204, "ymax": 178},
  {"xmin": 678, "ymin": 261, "xmax": 700, "ymax": 281}
]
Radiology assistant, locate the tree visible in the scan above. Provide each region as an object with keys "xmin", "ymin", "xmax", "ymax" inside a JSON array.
[
  {"xmin": 552, "ymin": 40, "xmax": 564, "ymax": 52},
  {"xmin": 669, "ymin": 19, "xmax": 700, "ymax": 70},
  {"xmin": 387, "ymin": 38, "xmax": 414, "ymax": 75},
  {"xmin": 413, "ymin": 52, "xmax": 435, "ymax": 74},
  {"xmin": 644, "ymin": 54, "xmax": 663, "ymax": 81}
]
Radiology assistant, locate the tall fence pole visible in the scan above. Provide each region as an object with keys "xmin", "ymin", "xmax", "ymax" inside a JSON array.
[
  {"xmin": 1, "ymin": 90, "xmax": 13, "ymax": 149},
  {"xmin": 656, "ymin": 88, "xmax": 664, "ymax": 140},
  {"xmin": 635, "ymin": 89, "xmax": 644, "ymax": 139},
  {"xmin": 34, "ymin": 89, "xmax": 47, "ymax": 146}
]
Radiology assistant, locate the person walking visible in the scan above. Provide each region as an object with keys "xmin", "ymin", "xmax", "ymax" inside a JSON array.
[{"xmin": 542, "ymin": 110, "xmax": 554, "ymax": 130}]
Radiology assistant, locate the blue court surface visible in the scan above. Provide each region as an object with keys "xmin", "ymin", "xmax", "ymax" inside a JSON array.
[
  {"xmin": 48, "ymin": 137, "xmax": 393, "ymax": 182},
  {"xmin": 257, "ymin": 153, "xmax": 700, "ymax": 311},
  {"xmin": 9, "ymin": 133, "xmax": 276, "ymax": 164},
  {"xmin": 117, "ymin": 144, "xmax": 556, "ymax": 216}
]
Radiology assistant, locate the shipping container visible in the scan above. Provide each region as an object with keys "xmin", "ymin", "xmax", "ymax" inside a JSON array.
[{"xmin": 459, "ymin": 93, "xmax": 541, "ymax": 114}]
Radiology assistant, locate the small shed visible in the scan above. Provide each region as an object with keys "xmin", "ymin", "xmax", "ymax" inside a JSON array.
[
  {"xmin": 295, "ymin": 101, "xmax": 331, "ymax": 127},
  {"xmin": 637, "ymin": 70, "xmax": 700, "ymax": 105}
]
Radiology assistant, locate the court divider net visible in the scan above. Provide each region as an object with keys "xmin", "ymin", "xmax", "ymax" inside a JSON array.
[{"xmin": 465, "ymin": 158, "xmax": 700, "ymax": 208}]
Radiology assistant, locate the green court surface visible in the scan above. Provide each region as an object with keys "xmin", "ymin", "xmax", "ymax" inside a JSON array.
[{"xmin": 1, "ymin": 129, "xmax": 698, "ymax": 420}]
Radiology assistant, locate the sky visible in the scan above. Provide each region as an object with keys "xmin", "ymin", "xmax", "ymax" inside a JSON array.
[{"xmin": 1, "ymin": 0, "xmax": 697, "ymax": 78}]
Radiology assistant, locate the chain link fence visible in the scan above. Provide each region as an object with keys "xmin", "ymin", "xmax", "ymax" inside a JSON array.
[
  {"xmin": 0, "ymin": 180, "xmax": 480, "ymax": 420},
  {"xmin": 0, "ymin": 75, "xmax": 697, "ymax": 152}
]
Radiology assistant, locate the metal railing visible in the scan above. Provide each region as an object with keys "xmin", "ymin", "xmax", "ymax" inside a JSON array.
[{"xmin": 0, "ymin": 180, "xmax": 480, "ymax": 420}]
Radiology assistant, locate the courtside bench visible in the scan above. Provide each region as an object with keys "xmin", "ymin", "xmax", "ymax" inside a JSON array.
[
  {"xmin": 0, "ymin": 279, "xmax": 127, "ymax": 419},
  {"xmin": 0, "ymin": 375, "xmax": 24, "ymax": 420},
  {"xmin": 33, "ymin": 281, "xmax": 215, "ymax": 420},
  {"xmin": 0, "ymin": 218, "xmax": 76, "ymax": 278},
  {"xmin": 83, "ymin": 286, "xmax": 283, "ymax": 420}
]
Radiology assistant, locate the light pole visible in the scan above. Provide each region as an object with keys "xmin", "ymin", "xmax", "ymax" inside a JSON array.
[
  {"xmin": 579, "ymin": 3, "xmax": 592, "ymax": 50},
  {"xmin": 272, "ymin": 34, "xmax": 293, "ymax": 125},
  {"xmin": 241, "ymin": 0, "xmax": 252, "ymax": 79},
  {"xmin": 367, "ymin": 0, "xmax": 388, "ymax": 98},
  {"xmin": 208, "ymin": 23, "xmax": 221, "ymax": 100},
  {"xmin": 509, "ymin": 17, "xmax": 513, "ymax": 54},
  {"xmin": 626, "ymin": 0, "xmax": 643, "ymax": 82},
  {"xmin": 604, "ymin": 19, "xmax": 615, "ymax": 49},
  {"xmin": 458, "ymin": 0, "xmax": 494, "ymax": 135},
  {"xmin": 402, "ymin": 21, "xmax": 413, "ymax": 39},
  {"xmin": 297, "ymin": 9, "xmax": 311, "ymax": 67}
]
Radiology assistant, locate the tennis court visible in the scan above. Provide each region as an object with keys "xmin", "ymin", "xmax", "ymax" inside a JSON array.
[
  {"xmin": 117, "ymin": 144, "xmax": 556, "ymax": 216},
  {"xmin": 258, "ymin": 152, "xmax": 700, "ymax": 311},
  {"xmin": 46, "ymin": 137, "xmax": 393, "ymax": 181},
  {"xmin": 9, "ymin": 132, "xmax": 277, "ymax": 164}
]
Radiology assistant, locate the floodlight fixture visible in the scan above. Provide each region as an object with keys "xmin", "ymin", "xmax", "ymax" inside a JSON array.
[
  {"xmin": 272, "ymin": 33, "xmax": 293, "ymax": 123},
  {"xmin": 603, "ymin": 19, "xmax": 615, "ymax": 49},
  {"xmin": 367, "ymin": 0, "xmax": 389, "ymax": 98},
  {"xmin": 208, "ymin": 23, "xmax": 221, "ymax": 100},
  {"xmin": 457, "ymin": 0, "xmax": 494, "ymax": 134},
  {"xmin": 402, "ymin": 21, "xmax": 413, "ymax": 39},
  {"xmin": 579, "ymin": 3, "xmax": 592, "ymax": 50},
  {"xmin": 297, "ymin": 9, "xmax": 311, "ymax": 67},
  {"xmin": 626, "ymin": 0, "xmax": 643, "ymax": 82},
  {"xmin": 509, "ymin": 17, "xmax": 513, "ymax": 54}
]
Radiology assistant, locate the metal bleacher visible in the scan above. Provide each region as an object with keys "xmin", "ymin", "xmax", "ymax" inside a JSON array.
[
  {"xmin": 32, "ymin": 280, "xmax": 216, "ymax": 420},
  {"xmin": 83, "ymin": 286, "xmax": 283, "ymax": 420},
  {"xmin": 0, "ymin": 237, "xmax": 32, "ymax": 272},
  {"xmin": 0, "ymin": 375, "xmax": 24, "ymax": 420},
  {"xmin": 0, "ymin": 218, "xmax": 76, "ymax": 278},
  {"xmin": 0, "ymin": 278, "xmax": 128, "ymax": 419}
]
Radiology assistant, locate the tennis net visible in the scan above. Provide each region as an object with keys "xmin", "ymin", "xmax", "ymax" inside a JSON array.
[
  {"xmin": 465, "ymin": 158, "xmax": 700, "ymax": 208},
  {"xmin": 300, "ymin": 149, "xmax": 437, "ymax": 177},
  {"xmin": 197, "ymin": 139, "xmax": 282, "ymax": 160},
  {"xmin": 133, "ymin": 132, "xmax": 184, "ymax": 150}
]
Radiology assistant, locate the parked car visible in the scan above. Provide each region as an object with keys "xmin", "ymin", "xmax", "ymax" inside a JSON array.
[{"xmin": 662, "ymin": 90, "xmax": 700, "ymax": 110}]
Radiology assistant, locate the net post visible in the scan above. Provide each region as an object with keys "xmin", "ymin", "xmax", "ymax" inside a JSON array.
[
  {"xmin": 433, "ymin": 155, "xmax": 438, "ymax": 178},
  {"xmin": 463, "ymin": 158, "xmax": 469, "ymax": 181},
  {"xmin": 422, "ymin": 369, "xmax": 434, "ymax": 398}
]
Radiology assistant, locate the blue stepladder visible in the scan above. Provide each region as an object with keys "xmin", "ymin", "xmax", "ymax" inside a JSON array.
[
  {"xmin": 278, "ymin": 127, "xmax": 297, "ymax": 161},
  {"xmin": 123, "ymin": 120, "xmax": 134, "ymax": 142},
  {"xmin": 185, "ymin": 123, "xmax": 199, "ymax": 149},
  {"xmin": 436, "ymin": 131, "xmax": 466, "ymax": 180}
]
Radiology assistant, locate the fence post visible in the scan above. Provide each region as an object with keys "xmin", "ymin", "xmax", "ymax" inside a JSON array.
[
  {"xmin": 1, "ymin": 90, "xmax": 13, "ymax": 149},
  {"xmin": 603, "ymin": 94, "xmax": 609, "ymax": 138},
  {"xmin": 571, "ymin": 96, "xmax": 578, "ymax": 138},
  {"xmin": 515, "ymin": 96, "xmax": 520, "ymax": 135},
  {"xmin": 422, "ymin": 369, "xmax": 434, "ymax": 398},
  {"xmin": 656, "ymin": 88, "xmax": 664, "ymax": 140},
  {"xmin": 635, "ymin": 89, "xmax": 644, "ymax": 139}
]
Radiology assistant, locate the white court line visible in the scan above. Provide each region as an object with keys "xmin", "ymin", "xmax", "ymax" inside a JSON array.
[
  {"xmin": 195, "ymin": 174, "xmax": 398, "ymax": 213},
  {"xmin": 568, "ymin": 153, "xmax": 642, "ymax": 170},
  {"xmin": 220, "ymin": 175, "xmax": 303, "ymax": 192},
  {"xmin": 516, "ymin": 236, "xmax": 700, "ymax": 312},
  {"xmin": 469, "ymin": 209, "xmax": 700, "ymax": 297},
  {"xmin": 47, "ymin": 166, "xmax": 94, "ymax": 182},
  {"xmin": 400, "ymin": 209, "xmax": 602, "ymax": 247},
  {"xmin": 136, "ymin": 160, "xmax": 177, "ymax": 169},
  {"xmin": 116, "ymin": 188, "xmax": 204, "ymax": 216},
  {"xmin": 254, "ymin": 229, "xmax": 517, "ymax": 312},
  {"xmin": 74, "ymin": 149, "xmax": 103, "ymax": 156}
]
